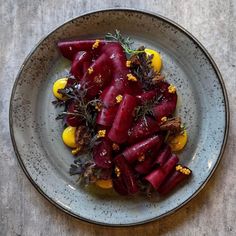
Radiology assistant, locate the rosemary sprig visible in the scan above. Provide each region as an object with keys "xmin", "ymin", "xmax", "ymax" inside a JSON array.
[{"xmin": 105, "ymin": 30, "xmax": 144, "ymax": 54}]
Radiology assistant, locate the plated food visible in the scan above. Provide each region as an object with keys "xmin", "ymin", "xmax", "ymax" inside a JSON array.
[
  {"xmin": 10, "ymin": 10, "xmax": 228, "ymax": 225},
  {"xmin": 52, "ymin": 31, "xmax": 191, "ymax": 196}
]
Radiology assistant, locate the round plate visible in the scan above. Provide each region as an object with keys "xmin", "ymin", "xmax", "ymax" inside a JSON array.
[{"xmin": 10, "ymin": 9, "xmax": 229, "ymax": 226}]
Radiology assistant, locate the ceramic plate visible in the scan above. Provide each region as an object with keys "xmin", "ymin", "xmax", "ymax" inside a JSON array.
[{"xmin": 10, "ymin": 9, "xmax": 229, "ymax": 226}]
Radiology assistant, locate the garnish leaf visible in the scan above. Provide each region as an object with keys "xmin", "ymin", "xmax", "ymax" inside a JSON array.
[{"xmin": 105, "ymin": 30, "xmax": 144, "ymax": 54}]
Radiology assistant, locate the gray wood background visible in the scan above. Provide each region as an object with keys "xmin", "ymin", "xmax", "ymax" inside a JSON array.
[{"xmin": 0, "ymin": 0, "xmax": 235, "ymax": 235}]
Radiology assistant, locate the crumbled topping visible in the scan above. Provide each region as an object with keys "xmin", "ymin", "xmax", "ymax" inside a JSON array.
[
  {"xmin": 97, "ymin": 130, "xmax": 106, "ymax": 138},
  {"xmin": 176, "ymin": 164, "xmax": 191, "ymax": 175},
  {"xmin": 94, "ymin": 74, "xmax": 102, "ymax": 84},
  {"xmin": 95, "ymin": 103, "xmax": 102, "ymax": 111},
  {"xmin": 168, "ymin": 84, "xmax": 176, "ymax": 93},
  {"xmin": 138, "ymin": 155, "xmax": 145, "ymax": 162},
  {"xmin": 160, "ymin": 117, "xmax": 182, "ymax": 134},
  {"xmin": 127, "ymin": 73, "xmax": 137, "ymax": 81},
  {"xmin": 71, "ymin": 146, "xmax": 81, "ymax": 155},
  {"xmin": 161, "ymin": 116, "xmax": 168, "ymax": 123},
  {"xmin": 112, "ymin": 143, "xmax": 120, "ymax": 151},
  {"xmin": 116, "ymin": 95, "xmax": 123, "ymax": 103},
  {"xmin": 126, "ymin": 60, "xmax": 131, "ymax": 67},
  {"xmin": 88, "ymin": 67, "xmax": 94, "ymax": 74},
  {"xmin": 115, "ymin": 166, "xmax": 121, "ymax": 177},
  {"xmin": 92, "ymin": 39, "xmax": 100, "ymax": 49}
]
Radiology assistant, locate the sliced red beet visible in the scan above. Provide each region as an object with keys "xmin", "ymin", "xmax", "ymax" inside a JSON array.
[
  {"xmin": 58, "ymin": 40, "xmax": 106, "ymax": 60},
  {"xmin": 82, "ymin": 61, "xmax": 91, "ymax": 75},
  {"xmin": 96, "ymin": 85, "xmax": 121, "ymax": 127},
  {"xmin": 65, "ymin": 101, "xmax": 83, "ymax": 127},
  {"xmin": 158, "ymin": 166, "xmax": 192, "ymax": 195},
  {"xmin": 102, "ymin": 43, "xmax": 140, "ymax": 95},
  {"xmin": 153, "ymin": 100, "xmax": 177, "ymax": 122},
  {"xmin": 100, "ymin": 85, "xmax": 121, "ymax": 107},
  {"xmin": 112, "ymin": 177, "xmax": 129, "ymax": 195},
  {"xmin": 123, "ymin": 135, "xmax": 163, "ymax": 163},
  {"xmin": 96, "ymin": 106, "xmax": 118, "ymax": 127},
  {"xmin": 96, "ymin": 43, "xmax": 141, "ymax": 126},
  {"xmin": 145, "ymin": 154, "xmax": 179, "ymax": 189},
  {"xmin": 154, "ymin": 144, "xmax": 172, "ymax": 167},
  {"xmin": 136, "ymin": 90, "xmax": 157, "ymax": 105},
  {"xmin": 108, "ymin": 94, "xmax": 137, "ymax": 144},
  {"xmin": 93, "ymin": 138, "xmax": 112, "ymax": 169},
  {"xmin": 80, "ymin": 53, "xmax": 112, "ymax": 98},
  {"xmin": 135, "ymin": 155, "xmax": 154, "ymax": 174},
  {"xmin": 101, "ymin": 43, "xmax": 129, "ymax": 78},
  {"xmin": 152, "ymin": 81, "xmax": 177, "ymax": 122},
  {"xmin": 113, "ymin": 155, "xmax": 139, "ymax": 194},
  {"xmin": 127, "ymin": 116, "xmax": 160, "ymax": 144},
  {"xmin": 96, "ymin": 81, "xmax": 132, "ymax": 127},
  {"xmin": 70, "ymin": 51, "xmax": 92, "ymax": 79}
]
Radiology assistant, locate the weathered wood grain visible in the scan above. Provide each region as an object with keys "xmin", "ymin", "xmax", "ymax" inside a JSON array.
[{"xmin": 0, "ymin": 0, "xmax": 235, "ymax": 235}]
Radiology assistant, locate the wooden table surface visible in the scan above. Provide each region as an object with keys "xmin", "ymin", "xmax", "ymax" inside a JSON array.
[{"xmin": 1, "ymin": 0, "xmax": 235, "ymax": 235}]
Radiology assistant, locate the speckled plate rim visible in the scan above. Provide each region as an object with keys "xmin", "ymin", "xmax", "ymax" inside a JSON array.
[{"xmin": 9, "ymin": 8, "xmax": 229, "ymax": 227}]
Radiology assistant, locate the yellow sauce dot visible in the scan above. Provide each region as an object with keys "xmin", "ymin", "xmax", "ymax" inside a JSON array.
[
  {"xmin": 96, "ymin": 179, "xmax": 113, "ymax": 189},
  {"xmin": 62, "ymin": 126, "xmax": 77, "ymax": 148},
  {"xmin": 52, "ymin": 78, "xmax": 68, "ymax": 100},
  {"xmin": 144, "ymin": 48, "xmax": 162, "ymax": 73},
  {"xmin": 167, "ymin": 130, "xmax": 188, "ymax": 152}
]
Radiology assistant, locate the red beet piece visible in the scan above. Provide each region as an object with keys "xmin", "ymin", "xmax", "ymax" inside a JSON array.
[
  {"xmin": 153, "ymin": 100, "xmax": 177, "ymax": 122},
  {"xmin": 154, "ymin": 144, "xmax": 172, "ymax": 167},
  {"xmin": 82, "ymin": 61, "xmax": 91, "ymax": 75},
  {"xmin": 158, "ymin": 166, "xmax": 192, "ymax": 195},
  {"xmin": 96, "ymin": 106, "xmax": 118, "ymax": 127},
  {"xmin": 112, "ymin": 178, "xmax": 129, "ymax": 196},
  {"xmin": 123, "ymin": 135, "xmax": 163, "ymax": 163},
  {"xmin": 113, "ymin": 155, "xmax": 139, "ymax": 194},
  {"xmin": 136, "ymin": 90, "xmax": 157, "ymax": 105},
  {"xmin": 80, "ymin": 53, "xmax": 112, "ymax": 98},
  {"xmin": 100, "ymin": 85, "xmax": 121, "ymax": 107},
  {"xmin": 96, "ymin": 79, "xmax": 132, "ymax": 127},
  {"xmin": 135, "ymin": 155, "xmax": 154, "ymax": 174},
  {"xmin": 96, "ymin": 43, "xmax": 141, "ymax": 126},
  {"xmin": 108, "ymin": 94, "xmax": 137, "ymax": 144},
  {"xmin": 102, "ymin": 43, "xmax": 129, "ymax": 78},
  {"xmin": 70, "ymin": 51, "xmax": 92, "ymax": 79},
  {"xmin": 96, "ymin": 85, "xmax": 121, "ymax": 126},
  {"xmin": 93, "ymin": 138, "xmax": 112, "ymax": 169},
  {"xmin": 108, "ymin": 43, "xmax": 142, "ymax": 94},
  {"xmin": 127, "ymin": 116, "xmax": 160, "ymax": 144},
  {"xmin": 152, "ymin": 81, "xmax": 177, "ymax": 122},
  {"xmin": 58, "ymin": 40, "xmax": 106, "ymax": 60},
  {"xmin": 65, "ymin": 101, "xmax": 83, "ymax": 127},
  {"xmin": 145, "ymin": 154, "xmax": 179, "ymax": 189}
]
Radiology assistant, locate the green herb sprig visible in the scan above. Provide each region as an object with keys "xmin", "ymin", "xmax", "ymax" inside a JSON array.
[{"xmin": 105, "ymin": 30, "xmax": 144, "ymax": 54}]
